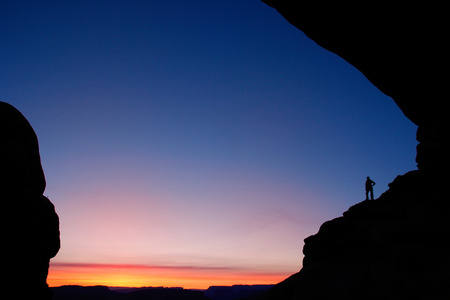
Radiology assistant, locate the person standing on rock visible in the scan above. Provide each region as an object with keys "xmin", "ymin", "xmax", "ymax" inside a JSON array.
[{"xmin": 365, "ymin": 176, "xmax": 376, "ymax": 200}]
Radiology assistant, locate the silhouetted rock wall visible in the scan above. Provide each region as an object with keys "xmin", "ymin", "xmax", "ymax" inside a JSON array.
[
  {"xmin": 0, "ymin": 102, "xmax": 60, "ymax": 299},
  {"xmin": 260, "ymin": 2, "xmax": 450, "ymax": 299},
  {"xmin": 262, "ymin": 1, "xmax": 449, "ymax": 179},
  {"xmin": 263, "ymin": 171, "xmax": 450, "ymax": 299}
]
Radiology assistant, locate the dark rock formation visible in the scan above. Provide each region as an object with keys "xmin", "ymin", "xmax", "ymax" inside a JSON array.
[
  {"xmin": 259, "ymin": 2, "xmax": 450, "ymax": 299},
  {"xmin": 263, "ymin": 171, "xmax": 450, "ymax": 299},
  {"xmin": 0, "ymin": 101, "xmax": 60, "ymax": 299},
  {"xmin": 261, "ymin": 1, "xmax": 449, "ymax": 178}
]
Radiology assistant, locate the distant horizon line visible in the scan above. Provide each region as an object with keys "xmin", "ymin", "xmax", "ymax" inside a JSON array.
[
  {"xmin": 50, "ymin": 283, "xmax": 276, "ymax": 290},
  {"xmin": 48, "ymin": 261, "xmax": 291, "ymax": 289}
]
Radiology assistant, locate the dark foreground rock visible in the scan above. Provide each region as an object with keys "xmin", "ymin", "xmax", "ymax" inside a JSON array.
[
  {"xmin": 263, "ymin": 171, "xmax": 450, "ymax": 299},
  {"xmin": 0, "ymin": 101, "xmax": 60, "ymax": 299},
  {"xmin": 259, "ymin": 2, "xmax": 450, "ymax": 299},
  {"xmin": 261, "ymin": 1, "xmax": 450, "ymax": 177}
]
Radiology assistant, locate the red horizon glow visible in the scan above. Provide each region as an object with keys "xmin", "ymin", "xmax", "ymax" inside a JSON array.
[{"xmin": 47, "ymin": 262, "xmax": 292, "ymax": 289}]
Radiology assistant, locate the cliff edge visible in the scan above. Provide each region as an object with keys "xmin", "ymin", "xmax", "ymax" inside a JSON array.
[
  {"xmin": 264, "ymin": 171, "xmax": 450, "ymax": 299},
  {"xmin": 260, "ymin": 2, "xmax": 449, "ymax": 298}
]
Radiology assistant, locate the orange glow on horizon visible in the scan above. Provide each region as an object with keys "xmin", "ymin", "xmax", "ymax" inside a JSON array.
[{"xmin": 47, "ymin": 262, "xmax": 291, "ymax": 289}]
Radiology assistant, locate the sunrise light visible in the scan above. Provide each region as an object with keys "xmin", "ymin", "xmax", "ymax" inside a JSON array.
[{"xmin": 47, "ymin": 263, "xmax": 291, "ymax": 289}]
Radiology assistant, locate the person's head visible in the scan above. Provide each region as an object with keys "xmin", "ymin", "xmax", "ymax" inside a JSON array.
[{"xmin": 0, "ymin": 102, "xmax": 46, "ymax": 194}]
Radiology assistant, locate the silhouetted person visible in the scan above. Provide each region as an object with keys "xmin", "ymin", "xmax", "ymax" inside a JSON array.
[
  {"xmin": 365, "ymin": 176, "xmax": 376, "ymax": 200},
  {"xmin": 0, "ymin": 102, "xmax": 60, "ymax": 299}
]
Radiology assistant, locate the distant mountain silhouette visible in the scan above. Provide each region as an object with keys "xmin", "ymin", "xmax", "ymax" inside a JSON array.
[
  {"xmin": 52, "ymin": 286, "xmax": 208, "ymax": 300},
  {"xmin": 52, "ymin": 286, "xmax": 119, "ymax": 300},
  {"xmin": 50, "ymin": 285, "xmax": 274, "ymax": 300},
  {"xmin": 205, "ymin": 285, "xmax": 273, "ymax": 300},
  {"xmin": 259, "ymin": 1, "xmax": 450, "ymax": 298},
  {"xmin": 121, "ymin": 287, "xmax": 209, "ymax": 300},
  {"xmin": 0, "ymin": 102, "xmax": 60, "ymax": 299}
]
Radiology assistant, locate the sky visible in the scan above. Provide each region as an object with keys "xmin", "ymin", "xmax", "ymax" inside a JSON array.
[{"xmin": 1, "ymin": 0, "xmax": 417, "ymax": 289}]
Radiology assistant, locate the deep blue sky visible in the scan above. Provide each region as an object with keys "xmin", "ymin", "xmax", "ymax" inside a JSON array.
[{"xmin": 1, "ymin": 0, "xmax": 417, "ymax": 287}]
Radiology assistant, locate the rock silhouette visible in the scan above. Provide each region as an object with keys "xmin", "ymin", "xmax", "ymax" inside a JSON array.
[
  {"xmin": 262, "ymin": 1, "xmax": 449, "ymax": 178},
  {"xmin": 0, "ymin": 102, "xmax": 60, "ymax": 299},
  {"xmin": 260, "ymin": 1, "xmax": 450, "ymax": 299},
  {"xmin": 263, "ymin": 171, "xmax": 450, "ymax": 299}
]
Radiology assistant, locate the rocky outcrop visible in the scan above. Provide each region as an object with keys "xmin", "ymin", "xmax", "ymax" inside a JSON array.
[
  {"xmin": 259, "ymin": 2, "xmax": 450, "ymax": 299},
  {"xmin": 261, "ymin": 1, "xmax": 449, "ymax": 178},
  {"xmin": 263, "ymin": 171, "xmax": 450, "ymax": 299},
  {"xmin": 0, "ymin": 102, "xmax": 60, "ymax": 299}
]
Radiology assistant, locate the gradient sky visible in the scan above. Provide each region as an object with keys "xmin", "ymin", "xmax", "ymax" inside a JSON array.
[{"xmin": 1, "ymin": 0, "xmax": 417, "ymax": 289}]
